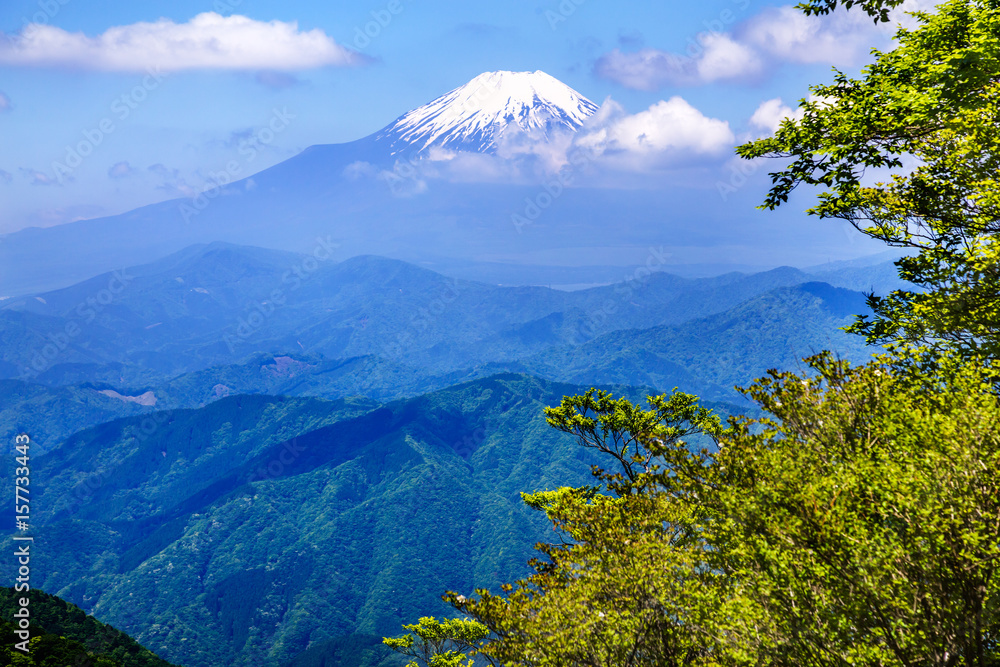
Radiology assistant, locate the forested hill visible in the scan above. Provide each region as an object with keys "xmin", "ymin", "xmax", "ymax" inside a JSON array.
[
  {"xmin": 21, "ymin": 374, "xmax": 743, "ymax": 667},
  {"xmin": 0, "ymin": 587, "xmax": 178, "ymax": 666}
]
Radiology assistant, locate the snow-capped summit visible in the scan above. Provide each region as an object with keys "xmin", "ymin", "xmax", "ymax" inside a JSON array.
[{"xmin": 375, "ymin": 70, "xmax": 599, "ymax": 155}]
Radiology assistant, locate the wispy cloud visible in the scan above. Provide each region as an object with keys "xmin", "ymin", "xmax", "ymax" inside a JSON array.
[
  {"xmin": 27, "ymin": 204, "xmax": 105, "ymax": 227},
  {"xmin": 617, "ymin": 29, "xmax": 644, "ymax": 49},
  {"xmin": 595, "ymin": 1, "xmax": 926, "ymax": 89},
  {"xmin": 0, "ymin": 13, "xmax": 363, "ymax": 72},
  {"xmin": 20, "ymin": 168, "xmax": 60, "ymax": 186},
  {"xmin": 108, "ymin": 161, "xmax": 138, "ymax": 179},
  {"xmin": 255, "ymin": 71, "xmax": 302, "ymax": 89},
  {"xmin": 0, "ymin": 169, "xmax": 12, "ymax": 183},
  {"xmin": 148, "ymin": 163, "xmax": 195, "ymax": 196},
  {"xmin": 0, "ymin": 91, "xmax": 11, "ymax": 112}
]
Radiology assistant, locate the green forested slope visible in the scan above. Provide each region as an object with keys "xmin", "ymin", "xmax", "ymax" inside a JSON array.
[
  {"xmin": 0, "ymin": 588, "xmax": 178, "ymax": 667},
  {"xmin": 0, "ymin": 380, "xmax": 151, "ymax": 453},
  {"xmin": 21, "ymin": 375, "xmax": 741, "ymax": 667},
  {"xmin": 528, "ymin": 282, "xmax": 874, "ymax": 401}
]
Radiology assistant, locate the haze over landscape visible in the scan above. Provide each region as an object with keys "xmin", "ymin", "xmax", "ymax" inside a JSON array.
[{"xmin": 2, "ymin": 0, "xmax": 976, "ymax": 666}]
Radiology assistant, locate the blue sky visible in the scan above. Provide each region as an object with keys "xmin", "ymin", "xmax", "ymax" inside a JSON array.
[{"xmin": 0, "ymin": 0, "xmax": 924, "ymax": 235}]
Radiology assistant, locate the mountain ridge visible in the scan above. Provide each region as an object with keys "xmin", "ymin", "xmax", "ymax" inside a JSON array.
[{"xmin": 0, "ymin": 244, "xmax": 894, "ymax": 390}]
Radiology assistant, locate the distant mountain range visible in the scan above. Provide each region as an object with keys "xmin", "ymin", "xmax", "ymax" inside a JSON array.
[
  {"xmin": 0, "ymin": 242, "xmax": 891, "ymax": 453},
  {"xmin": 0, "ymin": 236, "xmax": 898, "ymax": 667},
  {"xmin": 0, "ymin": 70, "xmax": 886, "ymax": 297}
]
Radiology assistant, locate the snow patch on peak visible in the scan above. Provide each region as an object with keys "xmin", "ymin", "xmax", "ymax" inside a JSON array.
[{"xmin": 376, "ymin": 70, "xmax": 599, "ymax": 155}]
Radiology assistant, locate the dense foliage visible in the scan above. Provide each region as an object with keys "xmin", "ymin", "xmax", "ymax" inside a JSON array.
[
  {"xmin": 739, "ymin": 0, "xmax": 1000, "ymax": 360},
  {"xmin": 387, "ymin": 352, "xmax": 1000, "ymax": 666},
  {"xmin": 718, "ymin": 353, "xmax": 1000, "ymax": 666},
  {"xmin": 0, "ymin": 588, "xmax": 177, "ymax": 667},
  {"xmin": 0, "ymin": 380, "xmax": 149, "ymax": 454}
]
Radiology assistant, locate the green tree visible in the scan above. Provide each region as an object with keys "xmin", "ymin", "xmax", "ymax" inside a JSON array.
[
  {"xmin": 794, "ymin": 0, "xmax": 905, "ymax": 22},
  {"xmin": 392, "ymin": 391, "xmax": 750, "ymax": 667},
  {"xmin": 387, "ymin": 3, "xmax": 1000, "ymax": 664},
  {"xmin": 388, "ymin": 351, "xmax": 1000, "ymax": 666},
  {"xmin": 383, "ymin": 616, "xmax": 490, "ymax": 667},
  {"xmin": 738, "ymin": 0, "xmax": 1000, "ymax": 360},
  {"xmin": 714, "ymin": 352, "xmax": 1000, "ymax": 666}
]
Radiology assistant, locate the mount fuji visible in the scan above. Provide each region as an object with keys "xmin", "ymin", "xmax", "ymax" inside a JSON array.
[
  {"xmin": 0, "ymin": 70, "xmax": 856, "ymax": 297},
  {"xmin": 374, "ymin": 70, "xmax": 599, "ymax": 155}
]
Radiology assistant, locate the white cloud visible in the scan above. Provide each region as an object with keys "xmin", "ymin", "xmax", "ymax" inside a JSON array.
[
  {"xmin": 595, "ymin": 1, "xmax": 929, "ymax": 90},
  {"xmin": 696, "ymin": 33, "xmax": 764, "ymax": 82},
  {"xmin": 0, "ymin": 13, "xmax": 362, "ymax": 72},
  {"xmin": 742, "ymin": 5, "xmax": 871, "ymax": 66},
  {"xmin": 594, "ymin": 37, "xmax": 762, "ymax": 89},
  {"xmin": 749, "ymin": 97, "xmax": 802, "ymax": 133},
  {"xmin": 343, "ymin": 161, "xmax": 380, "ymax": 181},
  {"xmin": 593, "ymin": 49, "xmax": 685, "ymax": 91},
  {"xmin": 479, "ymin": 97, "xmax": 736, "ymax": 179},
  {"xmin": 577, "ymin": 98, "xmax": 735, "ymax": 162}
]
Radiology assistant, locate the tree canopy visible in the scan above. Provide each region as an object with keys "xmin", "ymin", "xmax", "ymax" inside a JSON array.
[
  {"xmin": 386, "ymin": 352, "xmax": 1000, "ymax": 666},
  {"xmin": 794, "ymin": 0, "xmax": 906, "ymax": 22},
  {"xmin": 739, "ymin": 0, "xmax": 1000, "ymax": 360}
]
